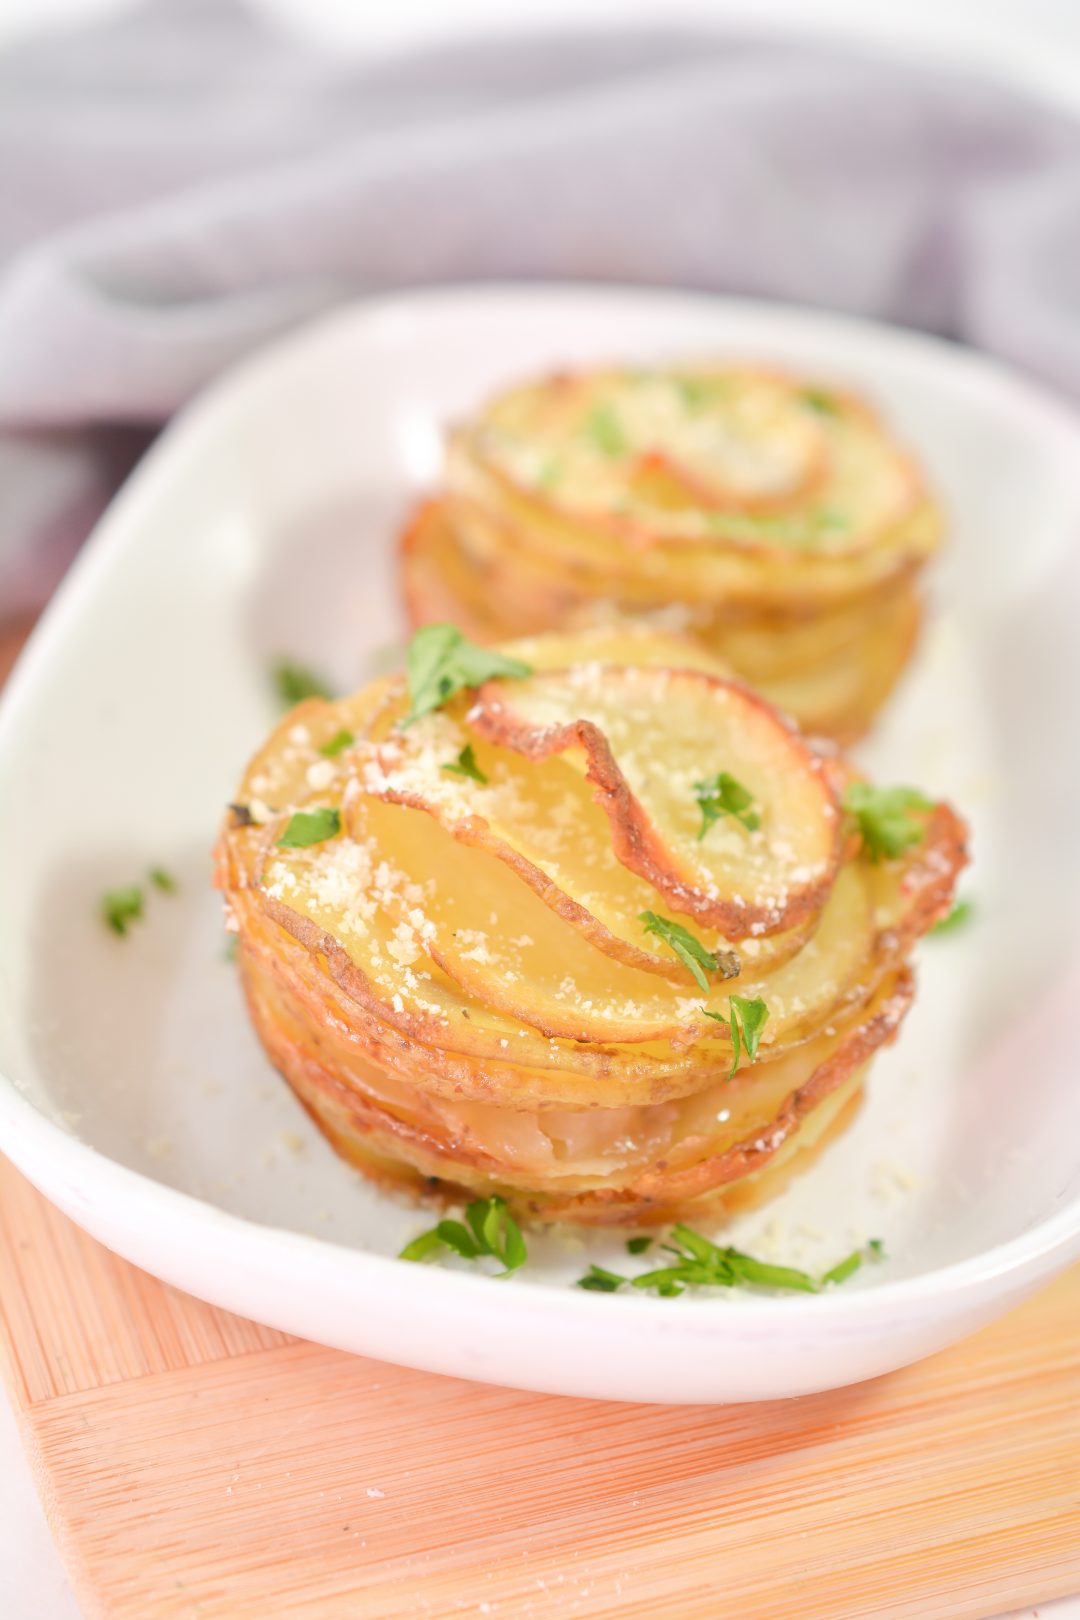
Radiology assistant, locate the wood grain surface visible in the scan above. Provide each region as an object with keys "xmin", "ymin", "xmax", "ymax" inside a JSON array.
[{"xmin": 1, "ymin": 622, "xmax": 1078, "ymax": 1619}]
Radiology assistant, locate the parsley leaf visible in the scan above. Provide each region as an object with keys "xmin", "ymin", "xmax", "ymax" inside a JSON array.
[
  {"xmin": 576, "ymin": 1265, "xmax": 628, "ymax": 1293},
  {"xmin": 626, "ymin": 1236, "xmax": 653, "ymax": 1256},
  {"xmin": 149, "ymin": 867, "xmax": 178, "ymax": 894},
  {"xmin": 537, "ymin": 457, "xmax": 564, "ymax": 491},
  {"xmin": 801, "ymin": 389, "xmax": 839, "ymax": 415},
  {"xmin": 844, "ymin": 783, "xmax": 933, "ymax": 862},
  {"xmin": 401, "ymin": 624, "xmax": 532, "ymax": 729},
  {"xmin": 398, "ymin": 1195, "xmax": 527, "ymax": 1276},
  {"xmin": 101, "ymin": 886, "xmax": 144, "ymax": 937},
  {"xmin": 693, "ymin": 772, "xmax": 760, "ymax": 840},
  {"xmin": 319, "ymin": 728, "xmax": 355, "ymax": 758},
  {"xmin": 271, "ymin": 659, "xmax": 335, "ymax": 708},
  {"xmin": 583, "ymin": 403, "xmax": 628, "ymax": 457},
  {"xmin": 638, "ymin": 911, "xmax": 735, "ymax": 992},
  {"xmin": 929, "ymin": 899, "xmax": 973, "ymax": 937},
  {"xmin": 276, "ymin": 807, "xmax": 341, "ymax": 848},
  {"xmin": 702, "ymin": 993, "xmax": 770, "ymax": 1080},
  {"xmin": 223, "ymin": 934, "xmax": 239, "ymax": 964},
  {"xmin": 441, "ymin": 743, "xmax": 488, "ymax": 785},
  {"xmin": 576, "ymin": 1229, "xmax": 884, "ymax": 1297}
]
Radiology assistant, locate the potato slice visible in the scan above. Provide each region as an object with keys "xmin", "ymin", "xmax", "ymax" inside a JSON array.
[
  {"xmin": 361, "ymin": 700, "xmax": 811, "ymax": 979},
  {"xmin": 471, "ymin": 663, "xmax": 841, "ymax": 935},
  {"xmin": 452, "ymin": 367, "xmax": 929, "ymax": 557},
  {"xmin": 242, "ymin": 936, "xmax": 912, "ymax": 1224},
  {"xmin": 349, "ymin": 793, "xmax": 721, "ymax": 1046},
  {"xmin": 398, "ymin": 483, "xmax": 935, "ymax": 752}
]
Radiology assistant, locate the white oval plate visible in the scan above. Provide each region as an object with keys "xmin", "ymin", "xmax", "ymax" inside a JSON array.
[{"xmin": 2, "ymin": 286, "xmax": 1080, "ymax": 1405}]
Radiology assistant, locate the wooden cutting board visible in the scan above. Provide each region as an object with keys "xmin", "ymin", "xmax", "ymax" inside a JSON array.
[
  {"xmin": 1, "ymin": 623, "xmax": 1079, "ymax": 1619},
  {"xmin": 0, "ymin": 1154, "xmax": 1079, "ymax": 1620}
]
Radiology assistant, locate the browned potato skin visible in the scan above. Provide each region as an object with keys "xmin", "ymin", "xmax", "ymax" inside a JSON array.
[
  {"xmin": 239, "ymin": 944, "xmax": 912, "ymax": 1226},
  {"xmin": 400, "ymin": 498, "xmax": 927, "ymax": 745}
]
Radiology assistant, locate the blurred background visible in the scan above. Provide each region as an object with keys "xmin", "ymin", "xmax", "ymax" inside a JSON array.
[{"xmin": 3, "ymin": 0, "xmax": 1080, "ymax": 657}]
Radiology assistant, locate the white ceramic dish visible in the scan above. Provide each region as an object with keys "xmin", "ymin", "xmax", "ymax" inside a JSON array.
[{"xmin": 2, "ymin": 286, "xmax": 1080, "ymax": 1405}]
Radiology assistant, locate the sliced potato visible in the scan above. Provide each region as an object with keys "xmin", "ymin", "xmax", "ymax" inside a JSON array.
[
  {"xmin": 471, "ymin": 663, "xmax": 841, "ymax": 935},
  {"xmin": 398, "ymin": 496, "xmax": 932, "ymax": 742},
  {"xmin": 241, "ymin": 938, "xmax": 913, "ymax": 1224},
  {"xmin": 361, "ymin": 699, "xmax": 811, "ymax": 979}
]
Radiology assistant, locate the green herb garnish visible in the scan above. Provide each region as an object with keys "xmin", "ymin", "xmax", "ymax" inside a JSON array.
[
  {"xmin": 441, "ymin": 743, "xmax": 488, "ymax": 785},
  {"xmin": 705, "ymin": 508, "xmax": 849, "ymax": 545},
  {"xmin": 276, "ymin": 807, "xmax": 341, "ymax": 848},
  {"xmin": 638, "ymin": 911, "xmax": 734, "ymax": 993},
  {"xmin": 537, "ymin": 457, "xmax": 564, "ymax": 491},
  {"xmin": 844, "ymin": 783, "xmax": 933, "ymax": 862},
  {"xmin": 272, "ymin": 659, "xmax": 335, "ymax": 708},
  {"xmin": 401, "ymin": 624, "xmax": 532, "ymax": 729},
  {"xmin": 576, "ymin": 1228, "xmax": 884, "ymax": 1297},
  {"xmin": 626, "ymin": 1236, "xmax": 653, "ymax": 1256},
  {"xmin": 223, "ymin": 934, "xmax": 239, "ymax": 963},
  {"xmin": 821, "ymin": 1238, "xmax": 884, "ymax": 1287},
  {"xmin": 319, "ymin": 728, "xmax": 355, "ymax": 758},
  {"xmin": 675, "ymin": 377, "xmax": 710, "ymax": 410},
  {"xmin": 583, "ymin": 403, "xmax": 627, "ymax": 457},
  {"xmin": 101, "ymin": 886, "xmax": 144, "ymax": 937},
  {"xmin": 929, "ymin": 899, "xmax": 973, "ymax": 937},
  {"xmin": 801, "ymin": 389, "xmax": 839, "ymax": 415},
  {"xmin": 693, "ymin": 772, "xmax": 760, "ymax": 840},
  {"xmin": 576, "ymin": 1265, "xmax": 627, "ymax": 1293},
  {"xmin": 673, "ymin": 374, "xmax": 734, "ymax": 411},
  {"xmin": 702, "ymin": 993, "xmax": 770, "ymax": 1080},
  {"xmin": 149, "ymin": 867, "xmax": 177, "ymax": 894},
  {"xmin": 399, "ymin": 1195, "xmax": 527, "ymax": 1276}
]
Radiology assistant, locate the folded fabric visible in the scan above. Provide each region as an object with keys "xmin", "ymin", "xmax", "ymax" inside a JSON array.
[{"xmin": 3, "ymin": 0, "xmax": 1080, "ymax": 611}]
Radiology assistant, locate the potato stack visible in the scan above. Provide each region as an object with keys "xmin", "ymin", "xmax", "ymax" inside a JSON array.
[
  {"xmin": 217, "ymin": 627, "xmax": 965, "ymax": 1226},
  {"xmin": 401, "ymin": 366, "xmax": 942, "ymax": 741}
]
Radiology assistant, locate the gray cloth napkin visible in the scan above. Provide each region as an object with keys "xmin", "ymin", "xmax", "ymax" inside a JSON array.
[{"xmin": 3, "ymin": 0, "xmax": 1080, "ymax": 612}]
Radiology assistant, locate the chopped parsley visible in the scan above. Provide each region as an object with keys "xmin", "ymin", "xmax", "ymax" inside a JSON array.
[
  {"xmin": 929, "ymin": 899, "xmax": 973, "ymax": 937},
  {"xmin": 441, "ymin": 743, "xmax": 488, "ymax": 785},
  {"xmin": 577, "ymin": 1265, "xmax": 627, "ymax": 1293},
  {"xmin": 703, "ymin": 993, "xmax": 770, "ymax": 1081},
  {"xmin": 801, "ymin": 388, "xmax": 839, "ymax": 415},
  {"xmin": 101, "ymin": 886, "xmax": 144, "ymax": 937},
  {"xmin": 223, "ymin": 934, "xmax": 239, "ymax": 963},
  {"xmin": 638, "ymin": 910, "xmax": 734, "ymax": 993},
  {"xmin": 537, "ymin": 457, "xmax": 564, "ymax": 491},
  {"xmin": 319, "ymin": 728, "xmax": 355, "ymax": 758},
  {"xmin": 582, "ymin": 403, "xmax": 628, "ymax": 457},
  {"xmin": 401, "ymin": 624, "xmax": 532, "ymax": 729},
  {"xmin": 626, "ymin": 1236, "xmax": 653, "ymax": 1256},
  {"xmin": 101, "ymin": 866, "xmax": 180, "ymax": 935},
  {"xmin": 576, "ymin": 1228, "xmax": 884, "ymax": 1297},
  {"xmin": 276, "ymin": 807, "xmax": 341, "ymax": 848},
  {"xmin": 271, "ymin": 659, "xmax": 335, "ymax": 708},
  {"xmin": 844, "ymin": 783, "xmax": 933, "ymax": 862},
  {"xmin": 675, "ymin": 377, "xmax": 711, "ymax": 411},
  {"xmin": 399, "ymin": 1195, "xmax": 527, "ymax": 1276},
  {"xmin": 706, "ymin": 508, "xmax": 848, "ymax": 543},
  {"xmin": 821, "ymin": 1238, "xmax": 883, "ymax": 1286},
  {"xmin": 693, "ymin": 772, "xmax": 760, "ymax": 840}
]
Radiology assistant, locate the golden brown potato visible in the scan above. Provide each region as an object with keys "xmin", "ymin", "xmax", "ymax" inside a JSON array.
[
  {"xmin": 400, "ymin": 365, "xmax": 942, "ymax": 741},
  {"xmin": 216, "ymin": 629, "xmax": 966, "ymax": 1224}
]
